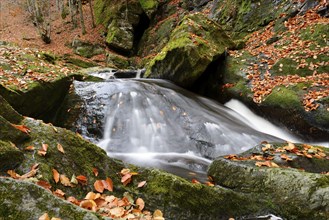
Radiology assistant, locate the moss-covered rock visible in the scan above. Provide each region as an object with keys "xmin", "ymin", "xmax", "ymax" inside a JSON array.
[
  {"xmin": 0, "ymin": 141, "xmax": 24, "ymax": 172},
  {"xmin": 0, "ymin": 116, "xmax": 30, "ymax": 143},
  {"xmin": 0, "ymin": 95, "xmax": 23, "ymax": 124},
  {"xmin": 106, "ymin": 52, "xmax": 130, "ymax": 69},
  {"xmin": 0, "ymin": 178, "xmax": 100, "ymax": 219},
  {"xmin": 72, "ymin": 40, "xmax": 105, "ymax": 58},
  {"xmin": 208, "ymin": 143, "xmax": 329, "ymax": 219},
  {"xmin": 106, "ymin": 19, "xmax": 134, "ymax": 52},
  {"xmin": 144, "ymin": 12, "xmax": 235, "ymax": 88}
]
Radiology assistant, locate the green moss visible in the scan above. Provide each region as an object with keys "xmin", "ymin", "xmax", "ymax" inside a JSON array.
[
  {"xmin": 0, "ymin": 140, "xmax": 24, "ymax": 172},
  {"xmin": 300, "ymin": 24, "xmax": 329, "ymax": 47},
  {"xmin": 263, "ymin": 86, "xmax": 302, "ymax": 109},
  {"xmin": 139, "ymin": 0, "xmax": 157, "ymax": 10}
]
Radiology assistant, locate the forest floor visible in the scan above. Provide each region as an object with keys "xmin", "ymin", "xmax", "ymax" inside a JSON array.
[{"xmin": 0, "ymin": 0, "xmax": 106, "ymax": 62}]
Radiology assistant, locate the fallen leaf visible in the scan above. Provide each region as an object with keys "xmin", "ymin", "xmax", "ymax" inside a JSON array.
[
  {"xmin": 281, "ymin": 154, "xmax": 293, "ymax": 161},
  {"xmin": 92, "ymin": 167, "xmax": 98, "ymax": 177},
  {"xmin": 191, "ymin": 179, "xmax": 200, "ymax": 184},
  {"xmin": 53, "ymin": 189, "xmax": 65, "ymax": 198},
  {"xmin": 109, "ymin": 207, "xmax": 125, "ymax": 218},
  {"xmin": 38, "ymin": 213, "xmax": 50, "ymax": 220},
  {"xmin": 70, "ymin": 174, "xmax": 78, "ymax": 185},
  {"xmin": 153, "ymin": 209, "xmax": 164, "ymax": 220},
  {"xmin": 67, "ymin": 196, "xmax": 80, "ymax": 205},
  {"xmin": 205, "ymin": 181, "xmax": 215, "ymax": 187},
  {"xmin": 136, "ymin": 198, "xmax": 145, "ymax": 210},
  {"xmin": 42, "ymin": 143, "xmax": 49, "ymax": 151},
  {"xmin": 80, "ymin": 200, "xmax": 97, "ymax": 212},
  {"xmin": 85, "ymin": 192, "xmax": 101, "ymax": 200},
  {"xmin": 94, "ymin": 180, "xmax": 104, "ymax": 193},
  {"xmin": 11, "ymin": 124, "xmax": 31, "ymax": 134},
  {"xmin": 137, "ymin": 180, "xmax": 147, "ymax": 188},
  {"xmin": 7, "ymin": 170, "xmax": 20, "ymax": 179},
  {"xmin": 120, "ymin": 168, "xmax": 131, "ymax": 176},
  {"xmin": 52, "ymin": 169, "xmax": 60, "ymax": 183},
  {"xmin": 57, "ymin": 143, "xmax": 64, "ymax": 154},
  {"xmin": 76, "ymin": 175, "xmax": 88, "ymax": 185},
  {"xmin": 103, "ymin": 177, "xmax": 113, "ymax": 192},
  {"xmin": 255, "ymin": 161, "xmax": 280, "ymax": 168},
  {"xmin": 283, "ymin": 142, "xmax": 295, "ymax": 151},
  {"xmin": 50, "ymin": 217, "xmax": 61, "ymax": 220},
  {"xmin": 24, "ymin": 146, "xmax": 35, "ymax": 151},
  {"xmin": 121, "ymin": 173, "xmax": 132, "ymax": 186},
  {"xmin": 37, "ymin": 180, "xmax": 52, "ymax": 190},
  {"xmin": 60, "ymin": 174, "xmax": 71, "ymax": 187}
]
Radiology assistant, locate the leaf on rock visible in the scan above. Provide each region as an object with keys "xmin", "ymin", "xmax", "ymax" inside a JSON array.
[
  {"xmin": 103, "ymin": 177, "xmax": 113, "ymax": 192},
  {"xmin": 37, "ymin": 180, "xmax": 52, "ymax": 190},
  {"xmin": 67, "ymin": 196, "xmax": 80, "ymax": 205},
  {"xmin": 136, "ymin": 198, "xmax": 145, "ymax": 210},
  {"xmin": 52, "ymin": 169, "xmax": 60, "ymax": 183},
  {"xmin": 281, "ymin": 154, "xmax": 293, "ymax": 161},
  {"xmin": 94, "ymin": 180, "xmax": 104, "ymax": 193},
  {"xmin": 191, "ymin": 179, "xmax": 200, "ymax": 184},
  {"xmin": 255, "ymin": 161, "xmax": 280, "ymax": 168},
  {"xmin": 283, "ymin": 142, "xmax": 296, "ymax": 151},
  {"xmin": 137, "ymin": 180, "xmax": 147, "ymax": 188},
  {"xmin": 57, "ymin": 143, "xmax": 65, "ymax": 154},
  {"xmin": 85, "ymin": 192, "xmax": 101, "ymax": 200},
  {"xmin": 42, "ymin": 143, "xmax": 49, "ymax": 151},
  {"xmin": 60, "ymin": 174, "xmax": 71, "ymax": 187},
  {"xmin": 109, "ymin": 207, "xmax": 125, "ymax": 218},
  {"xmin": 11, "ymin": 124, "xmax": 31, "ymax": 134},
  {"xmin": 38, "ymin": 213, "xmax": 50, "ymax": 220},
  {"xmin": 24, "ymin": 145, "xmax": 35, "ymax": 151},
  {"xmin": 153, "ymin": 209, "xmax": 164, "ymax": 220},
  {"xmin": 121, "ymin": 173, "xmax": 132, "ymax": 186},
  {"xmin": 92, "ymin": 167, "xmax": 98, "ymax": 177},
  {"xmin": 53, "ymin": 189, "xmax": 65, "ymax": 198},
  {"xmin": 76, "ymin": 175, "xmax": 88, "ymax": 185},
  {"xmin": 70, "ymin": 174, "xmax": 78, "ymax": 185},
  {"xmin": 80, "ymin": 200, "xmax": 97, "ymax": 212}
]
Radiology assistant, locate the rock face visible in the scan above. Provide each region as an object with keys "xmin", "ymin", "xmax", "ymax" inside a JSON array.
[
  {"xmin": 144, "ymin": 12, "xmax": 234, "ymax": 87},
  {"xmin": 208, "ymin": 143, "xmax": 329, "ymax": 219}
]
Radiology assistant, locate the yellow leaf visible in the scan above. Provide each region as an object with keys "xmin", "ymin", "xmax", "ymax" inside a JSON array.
[
  {"xmin": 80, "ymin": 200, "xmax": 97, "ymax": 212},
  {"xmin": 52, "ymin": 169, "xmax": 60, "ymax": 183},
  {"xmin": 60, "ymin": 174, "xmax": 71, "ymax": 187},
  {"xmin": 57, "ymin": 143, "xmax": 65, "ymax": 154},
  {"xmin": 38, "ymin": 213, "xmax": 50, "ymax": 220},
  {"xmin": 24, "ymin": 146, "xmax": 35, "ymax": 151},
  {"xmin": 109, "ymin": 207, "xmax": 125, "ymax": 218},
  {"xmin": 153, "ymin": 209, "xmax": 164, "ymax": 220}
]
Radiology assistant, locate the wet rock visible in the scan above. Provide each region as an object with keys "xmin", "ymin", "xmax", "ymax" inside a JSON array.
[
  {"xmin": 106, "ymin": 51, "xmax": 130, "ymax": 69},
  {"xmin": 114, "ymin": 70, "xmax": 139, "ymax": 78},
  {"xmin": 0, "ymin": 141, "xmax": 24, "ymax": 172},
  {"xmin": 0, "ymin": 178, "xmax": 100, "ymax": 219},
  {"xmin": 144, "ymin": 12, "xmax": 234, "ymax": 88},
  {"xmin": 107, "ymin": 19, "xmax": 134, "ymax": 52},
  {"xmin": 208, "ymin": 143, "xmax": 329, "ymax": 219}
]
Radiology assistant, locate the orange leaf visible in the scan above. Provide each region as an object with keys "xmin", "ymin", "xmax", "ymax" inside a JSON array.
[
  {"xmin": 37, "ymin": 180, "xmax": 52, "ymax": 190},
  {"xmin": 24, "ymin": 146, "xmax": 35, "ymax": 151},
  {"xmin": 57, "ymin": 143, "xmax": 65, "ymax": 154},
  {"xmin": 7, "ymin": 170, "xmax": 20, "ymax": 179},
  {"xmin": 137, "ymin": 180, "xmax": 147, "ymax": 188},
  {"xmin": 92, "ymin": 167, "xmax": 98, "ymax": 177},
  {"xmin": 121, "ymin": 173, "xmax": 132, "ymax": 186},
  {"xmin": 38, "ymin": 150, "xmax": 47, "ymax": 156},
  {"xmin": 85, "ymin": 192, "xmax": 101, "ymax": 200},
  {"xmin": 52, "ymin": 169, "xmax": 60, "ymax": 183},
  {"xmin": 281, "ymin": 154, "xmax": 293, "ymax": 161},
  {"xmin": 80, "ymin": 200, "xmax": 97, "ymax": 212},
  {"xmin": 205, "ymin": 181, "xmax": 215, "ymax": 187},
  {"xmin": 283, "ymin": 142, "xmax": 296, "ymax": 151},
  {"xmin": 60, "ymin": 174, "xmax": 71, "ymax": 187},
  {"xmin": 109, "ymin": 207, "xmax": 125, "ymax": 218},
  {"xmin": 67, "ymin": 196, "xmax": 80, "ymax": 205},
  {"xmin": 42, "ymin": 143, "xmax": 49, "ymax": 152},
  {"xmin": 103, "ymin": 177, "xmax": 113, "ymax": 192},
  {"xmin": 191, "ymin": 179, "xmax": 200, "ymax": 184},
  {"xmin": 94, "ymin": 180, "xmax": 104, "ymax": 193},
  {"xmin": 120, "ymin": 168, "xmax": 131, "ymax": 176},
  {"xmin": 38, "ymin": 213, "xmax": 50, "ymax": 220},
  {"xmin": 136, "ymin": 198, "xmax": 145, "ymax": 210},
  {"xmin": 76, "ymin": 175, "xmax": 88, "ymax": 185},
  {"xmin": 11, "ymin": 124, "xmax": 30, "ymax": 134},
  {"xmin": 53, "ymin": 189, "xmax": 65, "ymax": 198}
]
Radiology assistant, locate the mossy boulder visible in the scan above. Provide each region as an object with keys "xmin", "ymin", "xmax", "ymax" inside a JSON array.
[
  {"xmin": 0, "ymin": 116, "xmax": 30, "ymax": 143},
  {"xmin": 72, "ymin": 40, "xmax": 104, "ymax": 58},
  {"xmin": 0, "ymin": 95, "xmax": 23, "ymax": 124},
  {"xmin": 144, "ymin": 12, "xmax": 235, "ymax": 88},
  {"xmin": 208, "ymin": 143, "xmax": 329, "ymax": 219},
  {"xmin": 106, "ymin": 19, "xmax": 135, "ymax": 52},
  {"xmin": 106, "ymin": 52, "xmax": 130, "ymax": 69},
  {"xmin": 0, "ymin": 141, "xmax": 24, "ymax": 172},
  {"xmin": 0, "ymin": 178, "xmax": 100, "ymax": 219}
]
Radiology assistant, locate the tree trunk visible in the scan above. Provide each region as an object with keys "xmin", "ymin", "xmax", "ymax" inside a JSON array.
[
  {"xmin": 78, "ymin": 0, "xmax": 86, "ymax": 34},
  {"xmin": 88, "ymin": 0, "xmax": 95, "ymax": 28}
]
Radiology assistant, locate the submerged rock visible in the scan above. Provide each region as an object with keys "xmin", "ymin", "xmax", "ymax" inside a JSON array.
[{"xmin": 208, "ymin": 143, "xmax": 329, "ymax": 219}]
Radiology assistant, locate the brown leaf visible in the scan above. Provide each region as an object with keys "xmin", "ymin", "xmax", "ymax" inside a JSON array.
[
  {"xmin": 42, "ymin": 143, "xmax": 49, "ymax": 151},
  {"xmin": 94, "ymin": 180, "xmax": 104, "ymax": 193},
  {"xmin": 191, "ymin": 179, "xmax": 200, "ymax": 184},
  {"xmin": 57, "ymin": 143, "xmax": 65, "ymax": 154},
  {"xmin": 37, "ymin": 180, "xmax": 52, "ymax": 190},
  {"xmin": 80, "ymin": 200, "xmax": 97, "ymax": 212},
  {"xmin": 120, "ymin": 168, "xmax": 131, "ymax": 176},
  {"xmin": 255, "ymin": 161, "xmax": 280, "ymax": 168},
  {"xmin": 136, "ymin": 198, "xmax": 145, "ymax": 210},
  {"xmin": 283, "ymin": 142, "xmax": 296, "ymax": 151},
  {"xmin": 153, "ymin": 209, "xmax": 164, "ymax": 220},
  {"xmin": 109, "ymin": 207, "xmax": 125, "ymax": 218},
  {"xmin": 121, "ymin": 173, "xmax": 132, "ymax": 186},
  {"xmin": 92, "ymin": 167, "xmax": 98, "ymax": 177},
  {"xmin": 281, "ymin": 154, "xmax": 293, "ymax": 161},
  {"xmin": 11, "ymin": 124, "xmax": 31, "ymax": 134},
  {"xmin": 205, "ymin": 181, "xmax": 215, "ymax": 187},
  {"xmin": 103, "ymin": 177, "xmax": 113, "ymax": 192},
  {"xmin": 38, "ymin": 213, "xmax": 50, "ymax": 220},
  {"xmin": 67, "ymin": 196, "xmax": 80, "ymax": 205},
  {"xmin": 52, "ymin": 169, "xmax": 60, "ymax": 183},
  {"xmin": 24, "ymin": 145, "xmax": 35, "ymax": 151},
  {"xmin": 85, "ymin": 192, "xmax": 101, "ymax": 200},
  {"xmin": 137, "ymin": 180, "xmax": 147, "ymax": 188},
  {"xmin": 38, "ymin": 150, "xmax": 47, "ymax": 157},
  {"xmin": 53, "ymin": 189, "xmax": 65, "ymax": 198},
  {"xmin": 60, "ymin": 174, "xmax": 71, "ymax": 187},
  {"xmin": 7, "ymin": 170, "xmax": 20, "ymax": 179},
  {"xmin": 76, "ymin": 175, "xmax": 88, "ymax": 185}
]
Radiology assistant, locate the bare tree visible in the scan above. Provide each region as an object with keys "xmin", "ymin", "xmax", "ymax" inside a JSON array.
[{"xmin": 77, "ymin": 0, "xmax": 86, "ymax": 34}]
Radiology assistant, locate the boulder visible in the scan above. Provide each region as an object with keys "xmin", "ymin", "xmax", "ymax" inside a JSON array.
[
  {"xmin": 208, "ymin": 143, "xmax": 329, "ymax": 219},
  {"xmin": 0, "ymin": 178, "xmax": 100, "ymax": 219},
  {"xmin": 144, "ymin": 12, "xmax": 235, "ymax": 88},
  {"xmin": 72, "ymin": 40, "xmax": 104, "ymax": 58},
  {"xmin": 0, "ymin": 141, "xmax": 24, "ymax": 172}
]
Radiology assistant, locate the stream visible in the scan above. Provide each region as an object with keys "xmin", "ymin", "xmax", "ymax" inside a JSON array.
[{"xmin": 61, "ymin": 70, "xmax": 315, "ymax": 182}]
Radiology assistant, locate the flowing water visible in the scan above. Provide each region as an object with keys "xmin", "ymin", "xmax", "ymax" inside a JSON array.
[{"xmin": 68, "ymin": 70, "xmax": 299, "ymax": 181}]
